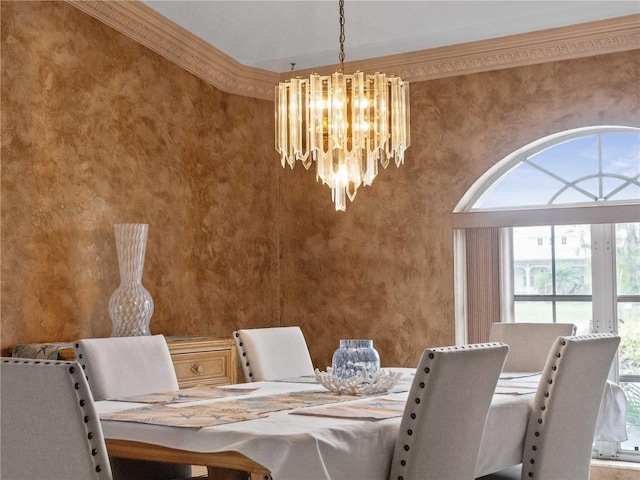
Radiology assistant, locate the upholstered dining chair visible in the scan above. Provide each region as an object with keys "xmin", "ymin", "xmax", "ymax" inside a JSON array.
[
  {"xmin": 234, "ymin": 326, "xmax": 315, "ymax": 382},
  {"xmin": 476, "ymin": 333, "xmax": 620, "ymax": 480},
  {"xmin": 389, "ymin": 342, "xmax": 509, "ymax": 480},
  {"xmin": 488, "ymin": 322, "xmax": 577, "ymax": 372},
  {"xmin": 1, "ymin": 357, "xmax": 113, "ymax": 479},
  {"xmin": 75, "ymin": 335, "xmax": 193, "ymax": 480}
]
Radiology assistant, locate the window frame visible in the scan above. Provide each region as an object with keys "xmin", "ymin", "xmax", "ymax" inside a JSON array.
[{"xmin": 453, "ymin": 126, "xmax": 640, "ymax": 462}]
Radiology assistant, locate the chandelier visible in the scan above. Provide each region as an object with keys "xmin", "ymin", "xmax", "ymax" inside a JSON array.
[{"xmin": 275, "ymin": 0, "xmax": 410, "ymax": 211}]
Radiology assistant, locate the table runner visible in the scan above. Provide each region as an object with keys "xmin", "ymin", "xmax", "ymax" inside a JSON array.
[{"xmin": 100, "ymin": 390, "xmax": 366, "ymax": 428}]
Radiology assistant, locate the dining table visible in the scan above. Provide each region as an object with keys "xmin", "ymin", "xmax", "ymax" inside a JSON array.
[{"xmin": 95, "ymin": 368, "xmax": 624, "ymax": 480}]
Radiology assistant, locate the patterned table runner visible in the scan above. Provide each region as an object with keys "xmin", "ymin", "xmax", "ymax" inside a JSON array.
[{"xmin": 100, "ymin": 390, "xmax": 368, "ymax": 428}]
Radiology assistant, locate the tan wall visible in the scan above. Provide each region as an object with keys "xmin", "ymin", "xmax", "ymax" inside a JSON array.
[
  {"xmin": 2, "ymin": 2, "xmax": 639, "ymax": 370},
  {"xmin": 1, "ymin": 1, "xmax": 278, "ymax": 352}
]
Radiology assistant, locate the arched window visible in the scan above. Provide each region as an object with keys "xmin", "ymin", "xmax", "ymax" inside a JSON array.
[{"xmin": 453, "ymin": 126, "xmax": 639, "ymax": 461}]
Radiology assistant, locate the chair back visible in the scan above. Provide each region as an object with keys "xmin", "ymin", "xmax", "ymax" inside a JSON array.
[
  {"xmin": 521, "ymin": 333, "xmax": 619, "ymax": 480},
  {"xmin": 234, "ymin": 327, "xmax": 314, "ymax": 381},
  {"xmin": 74, "ymin": 334, "xmax": 178, "ymax": 401},
  {"xmin": 489, "ymin": 322, "xmax": 577, "ymax": 372},
  {"xmin": 74, "ymin": 335, "xmax": 192, "ymax": 480},
  {"xmin": 389, "ymin": 343, "xmax": 509, "ymax": 480},
  {"xmin": 1, "ymin": 358, "xmax": 112, "ymax": 480}
]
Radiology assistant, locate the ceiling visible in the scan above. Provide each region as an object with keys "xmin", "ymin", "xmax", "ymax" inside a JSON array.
[{"xmin": 142, "ymin": 1, "xmax": 639, "ymax": 74}]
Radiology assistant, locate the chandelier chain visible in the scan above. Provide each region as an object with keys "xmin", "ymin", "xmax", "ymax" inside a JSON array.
[{"xmin": 338, "ymin": 0, "xmax": 345, "ymax": 73}]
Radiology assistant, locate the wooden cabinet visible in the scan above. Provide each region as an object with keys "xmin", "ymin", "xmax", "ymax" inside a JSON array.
[
  {"xmin": 166, "ymin": 337, "xmax": 237, "ymax": 388},
  {"xmin": 16, "ymin": 336, "xmax": 237, "ymax": 387}
]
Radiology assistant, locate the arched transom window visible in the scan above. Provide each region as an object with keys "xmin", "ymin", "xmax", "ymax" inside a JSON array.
[{"xmin": 460, "ymin": 126, "xmax": 639, "ymax": 212}]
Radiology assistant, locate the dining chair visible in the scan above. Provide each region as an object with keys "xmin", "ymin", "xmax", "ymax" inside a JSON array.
[
  {"xmin": 233, "ymin": 326, "xmax": 315, "ymax": 381},
  {"xmin": 389, "ymin": 342, "xmax": 509, "ymax": 480},
  {"xmin": 1, "ymin": 357, "xmax": 113, "ymax": 479},
  {"xmin": 476, "ymin": 333, "xmax": 620, "ymax": 480},
  {"xmin": 75, "ymin": 335, "xmax": 193, "ymax": 480},
  {"xmin": 488, "ymin": 322, "xmax": 577, "ymax": 372}
]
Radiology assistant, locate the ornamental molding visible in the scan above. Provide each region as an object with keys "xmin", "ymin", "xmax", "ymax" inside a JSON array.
[{"xmin": 68, "ymin": 1, "xmax": 639, "ymax": 101}]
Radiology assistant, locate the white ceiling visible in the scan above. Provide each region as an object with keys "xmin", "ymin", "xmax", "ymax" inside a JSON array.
[{"xmin": 142, "ymin": 1, "xmax": 639, "ymax": 73}]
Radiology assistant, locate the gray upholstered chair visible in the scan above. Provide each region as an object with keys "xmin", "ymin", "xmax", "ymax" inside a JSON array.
[
  {"xmin": 234, "ymin": 326, "xmax": 315, "ymax": 382},
  {"xmin": 75, "ymin": 335, "xmax": 192, "ymax": 480},
  {"xmin": 476, "ymin": 333, "xmax": 620, "ymax": 480},
  {"xmin": 389, "ymin": 342, "xmax": 509, "ymax": 480},
  {"xmin": 488, "ymin": 322, "xmax": 577, "ymax": 372},
  {"xmin": 1, "ymin": 357, "xmax": 113, "ymax": 480}
]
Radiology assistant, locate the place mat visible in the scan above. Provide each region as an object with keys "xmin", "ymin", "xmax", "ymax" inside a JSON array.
[
  {"xmin": 270, "ymin": 375, "xmax": 319, "ymax": 384},
  {"xmin": 499, "ymin": 372, "xmax": 541, "ymax": 380},
  {"xmin": 291, "ymin": 397, "xmax": 406, "ymax": 420},
  {"xmin": 494, "ymin": 386, "xmax": 537, "ymax": 395},
  {"xmin": 108, "ymin": 386, "xmax": 259, "ymax": 404},
  {"xmin": 100, "ymin": 390, "xmax": 360, "ymax": 428}
]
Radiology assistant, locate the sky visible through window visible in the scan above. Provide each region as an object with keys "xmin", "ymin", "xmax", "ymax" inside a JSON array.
[{"xmin": 472, "ymin": 131, "xmax": 640, "ymax": 210}]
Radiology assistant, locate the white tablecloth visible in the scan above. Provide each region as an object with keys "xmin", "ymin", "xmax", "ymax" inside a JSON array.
[{"xmin": 97, "ymin": 369, "xmax": 623, "ymax": 480}]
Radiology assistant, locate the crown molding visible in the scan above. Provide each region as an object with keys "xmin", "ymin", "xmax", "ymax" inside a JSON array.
[
  {"xmin": 67, "ymin": 0, "xmax": 279, "ymax": 100},
  {"xmin": 67, "ymin": 1, "xmax": 639, "ymax": 101},
  {"xmin": 290, "ymin": 14, "xmax": 640, "ymax": 81}
]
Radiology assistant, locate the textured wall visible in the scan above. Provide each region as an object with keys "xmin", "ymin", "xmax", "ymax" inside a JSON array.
[
  {"xmin": 1, "ymin": 1, "xmax": 278, "ymax": 352},
  {"xmin": 279, "ymin": 50, "xmax": 640, "ymax": 369},
  {"xmin": 1, "ymin": 2, "xmax": 638, "ymax": 370}
]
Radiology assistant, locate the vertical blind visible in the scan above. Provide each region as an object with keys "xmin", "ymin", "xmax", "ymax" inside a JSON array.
[{"xmin": 465, "ymin": 227, "xmax": 502, "ymax": 343}]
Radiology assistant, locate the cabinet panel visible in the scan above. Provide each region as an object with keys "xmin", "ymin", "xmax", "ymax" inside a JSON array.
[{"xmin": 167, "ymin": 337, "xmax": 237, "ymax": 387}]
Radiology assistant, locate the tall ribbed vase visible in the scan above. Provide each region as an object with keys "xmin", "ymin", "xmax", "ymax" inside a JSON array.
[{"xmin": 108, "ymin": 223, "xmax": 154, "ymax": 336}]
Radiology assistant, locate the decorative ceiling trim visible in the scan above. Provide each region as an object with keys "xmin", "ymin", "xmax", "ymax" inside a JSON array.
[
  {"xmin": 67, "ymin": 0, "xmax": 279, "ymax": 100},
  {"xmin": 67, "ymin": 1, "xmax": 639, "ymax": 101},
  {"xmin": 290, "ymin": 14, "xmax": 640, "ymax": 81}
]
